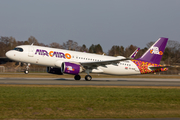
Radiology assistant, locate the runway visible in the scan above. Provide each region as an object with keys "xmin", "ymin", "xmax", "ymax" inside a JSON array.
[{"xmin": 0, "ymin": 77, "xmax": 180, "ymax": 86}]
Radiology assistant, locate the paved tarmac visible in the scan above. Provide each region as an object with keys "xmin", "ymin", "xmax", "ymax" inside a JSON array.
[{"xmin": 0, "ymin": 77, "xmax": 180, "ymax": 86}]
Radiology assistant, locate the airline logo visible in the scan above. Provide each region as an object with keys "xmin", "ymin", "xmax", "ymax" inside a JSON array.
[
  {"xmin": 150, "ymin": 46, "xmax": 163, "ymax": 55},
  {"xmin": 67, "ymin": 66, "xmax": 74, "ymax": 71},
  {"xmin": 35, "ymin": 49, "xmax": 71, "ymax": 59}
]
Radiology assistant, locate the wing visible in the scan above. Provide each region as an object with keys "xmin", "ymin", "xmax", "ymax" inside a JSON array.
[{"xmin": 80, "ymin": 58, "xmax": 131, "ymax": 69}]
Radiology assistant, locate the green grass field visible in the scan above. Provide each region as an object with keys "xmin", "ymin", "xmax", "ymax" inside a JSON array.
[{"xmin": 0, "ymin": 85, "xmax": 180, "ymax": 119}]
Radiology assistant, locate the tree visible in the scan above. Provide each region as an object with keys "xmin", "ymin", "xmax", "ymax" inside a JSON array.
[
  {"xmin": 89, "ymin": 44, "xmax": 95, "ymax": 53},
  {"xmin": 135, "ymin": 47, "xmax": 148, "ymax": 59},
  {"xmin": 163, "ymin": 40, "xmax": 180, "ymax": 64},
  {"xmin": 146, "ymin": 41, "xmax": 154, "ymax": 48},
  {"xmin": 94, "ymin": 44, "xmax": 103, "ymax": 54},
  {"xmin": 108, "ymin": 45, "xmax": 124, "ymax": 56},
  {"xmin": 80, "ymin": 44, "xmax": 88, "ymax": 52},
  {"xmin": 89, "ymin": 44, "xmax": 103, "ymax": 54},
  {"xmin": 124, "ymin": 45, "xmax": 137, "ymax": 57},
  {"xmin": 27, "ymin": 36, "xmax": 39, "ymax": 45},
  {"xmin": 49, "ymin": 42, "xmax": 63, "ymax": 49},
  {"xmin": 63, "ymin": 40, "xmax": 80, "ymax": 51},
  {"xmin": 9, "ymin": 36, "xmax": 17, "ymax": 49},
  {"xmin": 0, "ymin": 36, "xmax": 17, "ymax": 57}
]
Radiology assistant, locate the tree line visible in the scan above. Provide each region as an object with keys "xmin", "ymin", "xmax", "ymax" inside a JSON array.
[{"xmin": 0, "ymin": 36, "xmax": 179, "ymax": 65}]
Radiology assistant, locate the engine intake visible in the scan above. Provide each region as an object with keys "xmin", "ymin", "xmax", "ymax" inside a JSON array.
[
  {"xmin": 61, "ymin": 62, "xmax": 82, "ymax": 75},
  {"xmin": 47, "ymin": 67, "xmax": 63, "ymax": 75}
]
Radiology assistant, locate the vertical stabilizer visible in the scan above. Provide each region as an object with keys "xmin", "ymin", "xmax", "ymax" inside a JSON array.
[{"xmin": 137, "ymin": 37, "xmax": 168, "ymax": 64}]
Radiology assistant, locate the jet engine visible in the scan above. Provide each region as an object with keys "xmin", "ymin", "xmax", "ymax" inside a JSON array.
[
  {"xmin": 61, "ymin": 62, "xmax": 83, "ymax": 75},
  {"xmin": 47, "ymin": 67, "xmax": 63, "ymax": 75}
]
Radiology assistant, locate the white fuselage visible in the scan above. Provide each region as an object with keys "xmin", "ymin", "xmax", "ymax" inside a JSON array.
[{"xmin": 6, "ymin": 45, "xmax": 140, "ymax": 75}]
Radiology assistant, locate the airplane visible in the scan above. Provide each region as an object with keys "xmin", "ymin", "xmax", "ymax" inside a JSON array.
[{"xmin": 5, "ymin": 37, "xmax": 168, "ymax": 81}]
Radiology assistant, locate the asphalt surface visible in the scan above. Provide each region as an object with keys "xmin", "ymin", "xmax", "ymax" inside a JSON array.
[{"xmin": 0, "ymin": 77, "xmax": 180, "ymax": 86}]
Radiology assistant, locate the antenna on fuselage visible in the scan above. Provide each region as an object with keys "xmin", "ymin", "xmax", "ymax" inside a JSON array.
[{"xmin": 31, "ymin": 43, "xmax": 34, "ymax": 46}]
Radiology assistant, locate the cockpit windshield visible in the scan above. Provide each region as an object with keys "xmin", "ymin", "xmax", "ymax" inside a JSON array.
[{"xmin": 13, "ymin": 47, "xmax": 23, "ymax": 52}]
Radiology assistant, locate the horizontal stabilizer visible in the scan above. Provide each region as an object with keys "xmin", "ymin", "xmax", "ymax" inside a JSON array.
[{"xmin": 148, "ymin": 66, "xmax": 171, "ymax": 70}]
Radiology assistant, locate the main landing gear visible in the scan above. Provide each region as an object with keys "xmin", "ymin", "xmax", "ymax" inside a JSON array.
[
  {"xmin": 74, "ymin": 75, "xmax": 92, "ymax": 81},
  {"xmin": 24, "ymin": 63, "xmax": 30, "ymax": 74},
  {"xmin": 85, "ymin": 75, "xmax": 92, "ymax": 81},
  {"xmin": 74, "ymin": 75, "xmax": 81, "ymax": 80}
]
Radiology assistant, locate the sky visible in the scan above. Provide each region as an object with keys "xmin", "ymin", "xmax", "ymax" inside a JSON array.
[{"xmin": 0, "ymin": 0, "xmax": 180, "ymax": 52}]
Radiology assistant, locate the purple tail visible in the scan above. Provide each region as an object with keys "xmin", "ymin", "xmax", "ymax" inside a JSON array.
[{"xmin": 137, "ymin": 37, "xmax": 168, "ymax": 64}]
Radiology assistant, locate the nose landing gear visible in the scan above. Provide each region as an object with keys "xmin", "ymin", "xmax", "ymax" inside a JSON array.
[{"xmin": 24, "ymin": 63, "xmax": 30, "ymax": 74}]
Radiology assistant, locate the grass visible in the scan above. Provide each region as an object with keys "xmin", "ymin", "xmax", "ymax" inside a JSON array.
[{"xmin": 0, "ymin": 85, "xmax": 180, "ymax": 119}]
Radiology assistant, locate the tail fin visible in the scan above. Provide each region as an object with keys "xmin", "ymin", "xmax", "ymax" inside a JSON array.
[
  {"xmin": 137, "ymin": 37, "xmax": 168, "ymax": 64},
  {"xmin": 129, "ymin": 47, "xmax": 140, "ymax": 58}
]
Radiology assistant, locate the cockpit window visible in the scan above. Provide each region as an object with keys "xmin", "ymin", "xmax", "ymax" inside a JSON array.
[{"xmin": 13, "ymin": 47, "xmax": 23, "ymax": 52}]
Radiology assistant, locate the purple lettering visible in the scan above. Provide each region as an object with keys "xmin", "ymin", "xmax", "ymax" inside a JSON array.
[
  {"xmin": 60, "ymin": 52, "xmax": 65, "ymax": 58},
  {"xmin": 42, "ymin": 50, "xmax": 48, "ymax": 56},
  {"xmin": 35, "ymin": 49, "xmax": 67, "ymax": 59},
  {"xmin": 53, "ymin": 52, "xmax": 65, "ymax": 58},
  {"xmin": 35, "ymin": 49, "xmax": 49, "ymax": 56},
  {"xmin": 35, "ymin": 49, "xmax": 42, "ymax": 55}
]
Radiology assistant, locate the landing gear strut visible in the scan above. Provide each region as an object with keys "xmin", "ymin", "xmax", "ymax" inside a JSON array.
[
  {"xmin": 24, "ymin": 63, "xmax": 30, "ymax": 74},
  {"xmin": 74, "ymin": 75, "xmax": 81, "ymax": 80}
]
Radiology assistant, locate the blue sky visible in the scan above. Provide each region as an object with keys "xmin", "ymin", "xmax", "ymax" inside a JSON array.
[{"xmin": 0, "ymin": 0, "xmax": 180, "ymax": 52}]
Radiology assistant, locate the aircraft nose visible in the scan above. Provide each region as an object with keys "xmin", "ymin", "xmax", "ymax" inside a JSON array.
[{"xmin": 5, "ymin": 51, "xmax": 13, "ymax": 59}]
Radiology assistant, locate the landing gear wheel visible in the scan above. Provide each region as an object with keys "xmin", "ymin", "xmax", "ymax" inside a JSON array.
[
  {"xmin": 85, "ymin": 75, "xmax": 92, "ymax": 81},
  {"xmin": 74, "ymin": 75, "xmax": 81, "ymax": 80},
  {"xmin": 24, "ymin": 70, "xmax": 29, "ymax": 74},
  {"xmin": 24, "ymin": 63, "xmax": 30, "ymax": 74}
]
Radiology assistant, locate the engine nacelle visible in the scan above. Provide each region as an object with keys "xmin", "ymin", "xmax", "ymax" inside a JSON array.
[
  {"xmin": 61, "ymin": 62, "xmax": 82, "ymax": 75},
  {"xmin": 47, "ymin": 67, "xmax": 63, "ymax": 75}
]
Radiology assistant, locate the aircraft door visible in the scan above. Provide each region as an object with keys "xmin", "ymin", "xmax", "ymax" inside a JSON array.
[{"xmin": 28, "ymin": 46, "xmax": 34, "ymax": 57}]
